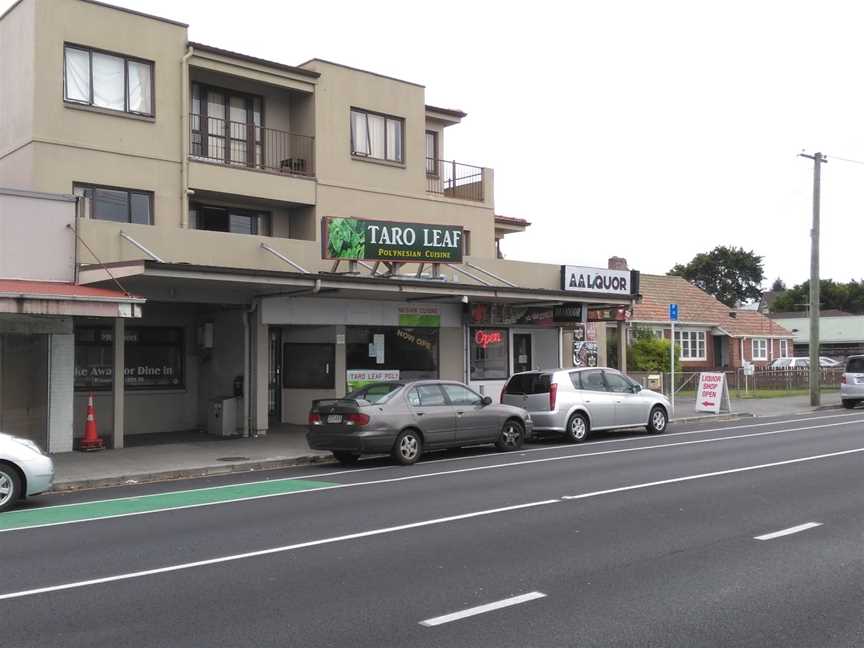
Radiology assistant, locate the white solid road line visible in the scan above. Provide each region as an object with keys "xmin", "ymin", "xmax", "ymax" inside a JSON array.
[
  {"xmin": 4, "ymin": 445, "xmax": 864, "ymax": 600},
  {"xmin": 419, "ymin": 592, "xmax": 547, "ymax": 627},
  {"xmin": 6, "ymin": 417, "xmax": 862, "ymax": 536},
  {"xmin": 754, "ymin": 522, "xmax": 823, "ymax": 541}
]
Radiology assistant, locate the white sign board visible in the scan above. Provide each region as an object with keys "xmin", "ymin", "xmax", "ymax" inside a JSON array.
[
  {"xmin": 561, "ymin": 265, "xmax": 632, "ymax": 295},
  {"xmin": 695, "ymin": 372, "xmax": 729, "ymax": 414}
]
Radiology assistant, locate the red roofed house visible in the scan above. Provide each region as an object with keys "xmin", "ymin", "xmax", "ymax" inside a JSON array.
[{"xmin": 632, "ymin": 273, "xmax": 795, "ymax": 370}]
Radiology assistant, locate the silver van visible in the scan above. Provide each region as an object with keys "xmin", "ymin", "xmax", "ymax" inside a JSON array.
[
  {"xmin": 501, "ymin": 367, "xmax": 671, "ymax": 442},
  {"xmin": 841, "ymin": 355, "xmax": 864, "ymax": 409}
]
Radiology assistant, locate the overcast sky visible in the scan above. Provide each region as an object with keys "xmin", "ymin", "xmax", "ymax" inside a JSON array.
[{"xmin": 7, "ymin": 0, "xmax": 864, "ymax": 287}]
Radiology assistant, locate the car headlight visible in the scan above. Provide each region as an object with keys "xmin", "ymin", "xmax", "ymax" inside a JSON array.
[{"xmin": 13, "ymin": 437, "xmax": 47, "ymax": 456}]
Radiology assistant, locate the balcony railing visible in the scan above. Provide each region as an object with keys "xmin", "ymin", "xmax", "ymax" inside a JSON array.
[
  {"xmin": 426, "ymin": 158, "xmax": 485, "ymax": 202},
  {"xmin": 190, "ymin": 114, "xmax": 315, "ymax": 177}
]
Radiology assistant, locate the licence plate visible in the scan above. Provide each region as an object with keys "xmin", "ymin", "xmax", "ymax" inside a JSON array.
[{"xmin": 327, "ymin": 414, "xmax": 343, "ymax": 424}]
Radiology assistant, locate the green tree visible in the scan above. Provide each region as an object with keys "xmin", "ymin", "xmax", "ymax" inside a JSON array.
[
  {"xmin": 771, "ymin": 277, "xmax": 786, "ymax": 292},
  {"xmin": 669, "ymin": 246, "xmax": 765, "ymax": 307},
  {"xmin": 628, "ymin": 335, "xmax": 680, "ymax": 373},
  {"xmin": 771, "ymin": 279, "xmax": 864, "ymax": 314}
]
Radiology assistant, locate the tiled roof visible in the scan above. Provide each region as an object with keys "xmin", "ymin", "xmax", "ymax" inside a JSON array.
[
  {"xmin": 0, "ymin": 280, "xmax": 142, "ymax": 302},
  {"xmin": 634, "ymin": 274, "xmax": 793, "ymax": 338}
]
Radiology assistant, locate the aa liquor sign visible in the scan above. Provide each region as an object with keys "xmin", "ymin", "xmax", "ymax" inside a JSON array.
[{"xmin": 695, "ymin": 372, "xmax": 731, "ymax": 414}]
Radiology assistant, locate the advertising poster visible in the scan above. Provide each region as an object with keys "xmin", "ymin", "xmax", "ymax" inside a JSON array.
[
  {"xmin": 346, "ymin": 369, "xmax": 400, "ymax": 392},
  {"xmin": 572, "ymin": 324, "xmax": 599, "ymax": 367}
]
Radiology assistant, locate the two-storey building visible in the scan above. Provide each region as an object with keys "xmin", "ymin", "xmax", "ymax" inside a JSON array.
[{"xmin": 0, "ymin": 0, "xmax": 639, "ymax": 449}]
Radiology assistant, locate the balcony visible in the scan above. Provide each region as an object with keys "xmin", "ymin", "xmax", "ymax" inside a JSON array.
[
  {"xmin": 190, "ymin": 114, "xmax": 314, "ymax": 176},
  {"xmin": 426, "ymin": 158, "xmax": 486, "ymax": 202}
]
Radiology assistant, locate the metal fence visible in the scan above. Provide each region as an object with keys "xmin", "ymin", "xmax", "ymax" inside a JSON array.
[
  {"xmin": 426, "ymin": 158, "xmax": 485, "ymax": 201},
  {"xmin": 628, "ymin": 367, "xmax": 844, "ymax": 398},
  {"xmin": 190, "ymin": 114, "xmax": 315, "ymax": 176}
]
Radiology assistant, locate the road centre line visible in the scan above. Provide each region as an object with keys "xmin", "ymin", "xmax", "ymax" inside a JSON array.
[
  {"xmin": 3, "ymin": 418, "xmax": 863, "ymax": 536},
  {"xmin": 755, "ymin": 522, "xmax": 823, "ymax": 541},
  {"xmin": 44, "ymin": 411, "xmax": 864, "ymax": 509},
  {"xmin": 5, "ymin": 444, "xmax": 864, "ymax": 600},
  {"xmin": 419, "ymin": 592, "xmax": 547, "ymax": 627}
]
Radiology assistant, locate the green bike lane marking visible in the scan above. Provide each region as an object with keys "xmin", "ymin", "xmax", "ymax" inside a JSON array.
[{"xmin": 0, "ymin": 478, "xmax": 337, "ymax": 532}]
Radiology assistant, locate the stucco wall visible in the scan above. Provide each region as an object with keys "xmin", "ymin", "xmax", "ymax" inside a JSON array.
[
  {"xmin": 0, "ymin": 0, "xmax": 35, "ymax": 158},
  {"xmin": 0, "ymin": 190, "xmax": 75, "ymax": 281}
]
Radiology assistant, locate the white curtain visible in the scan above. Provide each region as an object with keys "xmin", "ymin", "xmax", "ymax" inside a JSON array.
[
  {"xmin": 351, "ymin": 110, "xmax": 369, "ymax": 155},
  {"xmin": 92, "ymin": 52, "xmax": 125, "ymax": 110},
  {"xmin": 386, "ymin": 118, "xmax": 402, "ymax": 161},
  {"xmin": 368, "ymin": 113, "xmax": 385, "ymax": 159},
  {"xmin": 64, "ymin": 47, "xmax": 90, "ymax": 102},
  {"xmin": 127, "ymin": 60, "xmax": 152, "ymax": 114}
]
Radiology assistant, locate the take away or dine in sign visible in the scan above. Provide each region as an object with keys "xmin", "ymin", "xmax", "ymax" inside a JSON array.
[{"xmin": 695, "ymin": 372, "xmax": 731, "ymax": 413}]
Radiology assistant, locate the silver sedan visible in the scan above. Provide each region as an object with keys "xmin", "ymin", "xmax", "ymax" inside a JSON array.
[
  {"xmin": 307, "ymin": 380, "xmax": 533, "ymax": 465},
  {"xmin": 0, "ymin": 433, "xmax": 55, "ymax": 512},
  {"xmin": 501, "ymin": 367, "xmax": 671, "ymax": 442}
]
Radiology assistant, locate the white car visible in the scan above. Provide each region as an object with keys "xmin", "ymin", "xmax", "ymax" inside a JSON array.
[
  {"xmin": 0, "ymin": 434, "xmax": 55, "ymax": 512},
  {"xmin": 770, "ymin": 357, "xmax": 840, "ymax": 369}
]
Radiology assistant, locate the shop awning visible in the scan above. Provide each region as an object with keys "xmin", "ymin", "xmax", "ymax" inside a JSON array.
[
  {"xmin": 77, "ymin": 260, "xmax": 633, "ymax": 307},
  {"xmin": 0, "ymin": 279, "xmax": 144, "ymax": 318}
]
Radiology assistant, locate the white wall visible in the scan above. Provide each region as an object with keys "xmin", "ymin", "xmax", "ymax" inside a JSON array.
[{"xmin": 48, "ymin": 332, "xmax": 74, "ymax": 452}]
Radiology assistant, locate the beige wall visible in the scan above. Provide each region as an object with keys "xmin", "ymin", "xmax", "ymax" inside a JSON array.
[
  {"xmin": 0, "ymin": 190, "xmax": 75, "ymax": 281},
  {"xmin": 0, "ymin": 0, "xmax": 35, "ymax": 158}
]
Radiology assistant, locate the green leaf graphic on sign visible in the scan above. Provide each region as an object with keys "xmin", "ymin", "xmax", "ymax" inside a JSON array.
[{"xmin": 327, "ymin": 218, "xmax": 366, "ymax": 259}]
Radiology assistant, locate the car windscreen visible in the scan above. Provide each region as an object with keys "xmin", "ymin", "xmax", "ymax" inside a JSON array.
[
  {"xmin": 344, "ymin": 382, "xmax": 403, "ymax": 405},
  {"xmin": 504, "ymin": 373, "xmax": 552, "ymax": 395},
  {"xmin": 847, "ymin": 357, "xmax": 864, "ymax": 373}
]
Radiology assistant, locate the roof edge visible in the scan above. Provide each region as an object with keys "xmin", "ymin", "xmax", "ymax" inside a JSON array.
[
  {"xmin": 426, "ymin": 104, "xmax": 468, "ymax": 119},
  {"xmin": 189, "ymin": 42, "xmax": 320, "ymax": 78},
  {"xmin": 80, "ymin": 0, "xmax": 188, "ymax": 28},
  {"xmin": 298, "ymin": 58, "xmax": 424, "ymax": 88}
]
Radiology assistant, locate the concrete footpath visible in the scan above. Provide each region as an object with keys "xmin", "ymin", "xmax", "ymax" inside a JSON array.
[{"xmin": 48, "ymin": 393, "xmax": 844, "ymax": 493}]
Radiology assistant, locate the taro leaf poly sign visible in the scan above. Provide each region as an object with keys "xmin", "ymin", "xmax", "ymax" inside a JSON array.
[
  {"xmin": 346, "ymin": 369, "xmax": 400, "ymax": 392},
  {"xmin": 695, "ymin": 372, "xmax": 730, "ymax": 414},
  {"xmin": 322, "ymin": 217, "xmax": 464, "ymax": 263}
]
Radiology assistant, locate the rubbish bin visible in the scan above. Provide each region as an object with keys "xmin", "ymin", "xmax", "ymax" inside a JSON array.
[{"xmin": 208, "ymin": 396, "xmax": 238, "ymax": 437}]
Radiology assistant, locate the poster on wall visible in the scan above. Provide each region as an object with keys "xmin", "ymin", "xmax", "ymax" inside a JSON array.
[
  {"xmin": 346, "ymin": 369, "xmax": 400, "ymax": 392},
  {"xmin": 572, "ymin": 324, "xmax": 599, "ymax": 367},
  {"xmin": 398, "ymin": 306, "xmax": 441, "ymax": 327},
  {"xmin": 322, "ymin": 217, "xmax": 463, "ymax": 263}
]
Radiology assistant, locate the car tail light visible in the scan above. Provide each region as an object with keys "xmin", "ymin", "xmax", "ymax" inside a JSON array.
[
  {"xmin": 308, "ymin": 413, "xmax": 322, "ymax": 425},
  {"xmin": 346, "ymin": 413, "xmax": 370, "ymax": 426},
  {"xmin": 841, "ymin": 375, "xmax": 847, "ymax": 384},
  {"xmin": 549, "ymin": 383, "xmax": 558, "ymax": 411}
]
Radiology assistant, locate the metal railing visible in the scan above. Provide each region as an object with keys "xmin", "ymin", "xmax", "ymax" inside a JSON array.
[
  {"xmin": 426, "ymin": 157, "xmax": 485, "ymax": 202},
  {"xmin": 628, "ymin": 367, "xmax": 844, "ymax": 398},
  {"xmin": 190, "ymin": 114, "xmax": 314, "ymax": 176}
]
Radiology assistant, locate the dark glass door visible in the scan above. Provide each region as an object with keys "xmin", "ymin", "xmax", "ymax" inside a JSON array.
[
  {"xmin": 513, "ymin": 333, "xmax": 533, "ymax": 374},
  {"xmin": 268, "ymin": 328, "xmax": 282, "ymax": 421}
]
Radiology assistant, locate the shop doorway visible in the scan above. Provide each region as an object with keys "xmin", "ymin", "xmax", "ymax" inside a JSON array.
[
  {"xmin": 0, "ymin": 334, "xmax": 49, "ymax": 446},
  {"xmin": 513, "ymin": 334, "xmax": 533, "ymax": 374},
  {"xmin": 268, "ymin": 328, "xmax": 282, "ymax": 422}
]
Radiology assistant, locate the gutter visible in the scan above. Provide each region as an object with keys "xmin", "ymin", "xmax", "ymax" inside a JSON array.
[{"xmin": 180, "ymin": 45, "xmax": 194, "ymax": 229}]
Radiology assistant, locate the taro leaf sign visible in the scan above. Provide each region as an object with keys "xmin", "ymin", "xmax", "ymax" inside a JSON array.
[{"xmin": 322, "ymin": 217, "xmax": 464, "ymax": 263}]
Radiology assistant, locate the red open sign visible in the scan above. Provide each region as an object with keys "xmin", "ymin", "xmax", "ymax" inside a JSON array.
[{"xmin": 474, "ymin": 330, "xmax": 504, "ymax": 349}]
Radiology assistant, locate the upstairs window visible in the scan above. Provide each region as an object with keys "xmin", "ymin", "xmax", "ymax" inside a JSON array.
[
  {"xmin": 350, "ymin": 108, "xmax": 403, "ymax": 162},
  {"xmin": 73, "ymin": 183, "xmax": 153, "ymax": 225},
  {"xmin": 425, "ymin": 130, "xmax": 438, "ymax": 174},
  {"xmin": 64, "ymin": 44, "xmax": 154, "ymax": 116},
  {"xmin": 190, "ymin": 204, "xmax": 271, "ymax": 237}
]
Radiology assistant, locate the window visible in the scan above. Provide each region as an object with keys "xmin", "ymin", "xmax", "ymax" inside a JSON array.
[
  {"xmin": 581, "ymin": 369, "xmax": 606, "ymax": 391},
  {"xmin": 191, "ymin": 83, "xmax": 263, "ymax": 167},
  {"xmin": 674, "ymin": 330, "xmax": 706, "ymax": 360},
  {"xmin": 413, "ymin": 384, "xmax": 447, "ymax": 406},
  {"xmin": 350, "ymin": 108, "xmax": 404, "ymax": 162},
  {"xmin": 442, "ymin": 384, "xmax": 482, "ymax": 406},
  {"xmin": 64, "ymin": 44, "xmax": 153, "ymax": 116},
  {"xmin": 425, "ymin": 130, "xmax": 438, "ymax": 174},
  {"xmin": 74, "ymin": 326, "xmax": 183, "ymax": 391},
  {"xmin": 73, "ymin": 184, "xmax": 153, "ymax": 225},
  {"xmin": 190, "ymin": 205, "xmax": 271, "ymax": 236},
  {"xmin": 346, "ymin": 382, "xmax": 402, "ymax": 404},
  {"xmin": 346, "ymin": 327, "xmax": 439, "ymax": 382},
  {"xmin": 282, "ymin": 343, "xmax": 335, "ymax": 389},
  {"xmin": 752, "ymin": 338, "xmax": 768, "ymax": 361},
  {"xmin": 470, "ymin": 328, "xmax": 509, "ymax": 380},
  {"xmin": 779, "ymin": 339, "xmax": 789, "ymax": 357},
  {"xmin": 603, "ymin": 372, "xmax": 633, "ymax": 393},
  {"xmin": 504, "ymin": 373, "xmax": 552, "ymax": 395}
]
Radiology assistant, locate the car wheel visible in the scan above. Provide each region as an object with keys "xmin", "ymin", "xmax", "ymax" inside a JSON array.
[
  {"xmin": 332, "ymin": 451, "xmax": 360, "ymax": 466},
  {"xmin": 566, "ymin": 412, "xmax": 589, "ymax": 443},
  {"xmin": 392, "ymin": 429, "xmax": 422, "ymax": 465},
  {"xmin": 647, "ymin": 406, "xmax": 668, "ymax": 434},
  {"xmin": 0, "ymin": 463, "xmax": 22, "ymax": 513},
  {"xmin": 495, "ymin": 419, "xmax": 525, "ymax": 451},
  {"xmin": 842, "ymin": 400, "xmax": 859, "ymax": 410}
]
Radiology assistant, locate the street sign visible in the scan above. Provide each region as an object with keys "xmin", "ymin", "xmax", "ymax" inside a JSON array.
[
  {"xmin": 695, "ymin": 372, "xmax": 731, "ymax": 414},
  {"xmin": 669, "ymin": 303, "xmax": 678, "ymax": 321}
]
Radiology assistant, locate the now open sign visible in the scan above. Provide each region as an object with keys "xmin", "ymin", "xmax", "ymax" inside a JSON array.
[{"xmin": 695, "ymin": 372, "xmax": 728, "ymax": 414}]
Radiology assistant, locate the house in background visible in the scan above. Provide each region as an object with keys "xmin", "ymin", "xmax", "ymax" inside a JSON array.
[
  {"xmin": 770, "ymin": 310, "xmax": 864, "ymax": 359},
  {"xmin": 630, "ymin": 274, "xmax": 795, "ymax": 370}
]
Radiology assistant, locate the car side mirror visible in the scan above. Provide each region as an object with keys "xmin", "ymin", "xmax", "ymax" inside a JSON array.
[
  {"xmin": 632, "ymin": 384, "xmax": 643, "ymax": 393},
  {"xmin": 481, "ymin": 395, "xmax": 493, "ymax": 406}
]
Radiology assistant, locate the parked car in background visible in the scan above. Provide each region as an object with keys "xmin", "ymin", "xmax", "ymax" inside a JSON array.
[
  {"xmin": 501, "ymin": 368, "xmax": 671, "ymax": 442},
  {"xmin": 841, "ymin": 355, "xmax": 864, "ymax": 409},
  {"xmin": 0, "ymin": 433, "xmax": 54, "ymax": 512},
  {"xmin": 307, "ymin": 381, "xmax": 532, "ymax": 465},
  {"xmin": 771, "ymin": 357, "xmax": 841, "ymax": 369}
]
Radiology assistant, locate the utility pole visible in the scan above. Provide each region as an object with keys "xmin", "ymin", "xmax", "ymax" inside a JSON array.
[{"xmin": 799, "ymin": 151, "xmax": 827, "ymax": 406}]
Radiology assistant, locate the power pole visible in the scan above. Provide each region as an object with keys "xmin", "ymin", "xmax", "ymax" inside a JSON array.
[{"xmin": 799, "ymin": 151, "xmax": 827, "ymax": 406}]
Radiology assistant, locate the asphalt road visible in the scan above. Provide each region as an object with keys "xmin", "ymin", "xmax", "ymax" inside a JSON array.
[{"xmin": 3, "ymin": 411, "xmax": 864, "ymax": 647}]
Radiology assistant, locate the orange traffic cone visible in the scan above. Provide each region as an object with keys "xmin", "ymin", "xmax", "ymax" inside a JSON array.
[{"xmin": 79, "ymin": 392, "xmax": 105, "ymax": 451}]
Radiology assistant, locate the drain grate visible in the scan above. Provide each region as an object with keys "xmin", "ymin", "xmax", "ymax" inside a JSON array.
[{"xmin": 217, "ymin": 456, "xmax": 250, "ymax": 462}]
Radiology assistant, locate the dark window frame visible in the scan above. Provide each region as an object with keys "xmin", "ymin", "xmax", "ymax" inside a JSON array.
[
  {"xmin": 350, "ymin": 107, "xmax": 405, "ymax": 163},
  {"xmin": 191, "ymin": 82, "xmax": 265, "ymax": 167},
  {"xmin": 73, "ymin": 182, "xmax": 154, "ymax": 225},
  {"xmin": 189, "ymin": 202, "xmax": 271, "ymax": 237},
  {"xmin": 425, "ymin": 130, "xmax": 438, "ymax": 176},
  {"xmin": 63, "ymin": 43, "xmax": 155, "ymax": 117}
]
